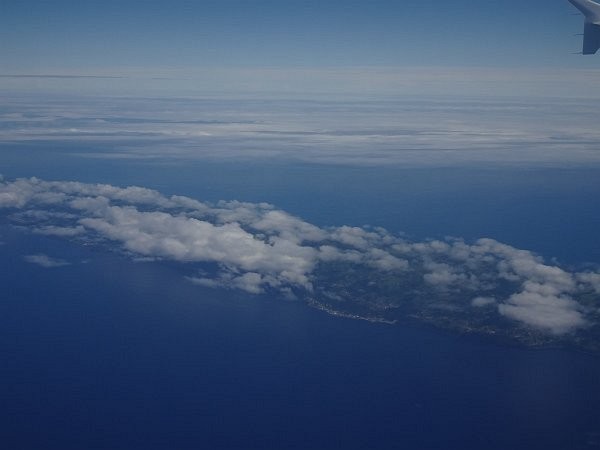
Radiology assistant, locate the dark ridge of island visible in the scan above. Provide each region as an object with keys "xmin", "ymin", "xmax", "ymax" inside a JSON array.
[{"xmin": 306, "ymin": 261, "xmax": 600, "ymax": 355}]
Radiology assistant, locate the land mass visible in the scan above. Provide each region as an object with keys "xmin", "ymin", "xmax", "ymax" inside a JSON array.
[{"xmin": 305, "ymin": 261, "xmax": 600, "ymax": 354}]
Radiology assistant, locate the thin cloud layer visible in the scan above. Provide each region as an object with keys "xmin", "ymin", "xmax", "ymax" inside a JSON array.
[
  {"xmin": 2, "ymin": 177, "xmax": 599, "ymax": 335},
  {"xmin": 2, "ymin": 95, "xmax": 600, "ymax": 167}
]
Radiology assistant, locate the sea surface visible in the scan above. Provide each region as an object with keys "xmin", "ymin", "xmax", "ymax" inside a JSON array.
[
  {"xmin": 2, "ymin": 148, "xmax": 600, "ymax": 449},
  {"xmin": 2, "ymin": 224, "xmax": 600, "ymax": 450}
]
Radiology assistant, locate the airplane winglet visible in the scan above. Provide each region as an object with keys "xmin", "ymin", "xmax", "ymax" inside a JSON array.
[
  {"xmin": 568, "ymin": 0, "xmax": 600, "ymax": 23},
  {"xmin": 568, "ymin": 0, "xmax": 600, "ymax": 54}
]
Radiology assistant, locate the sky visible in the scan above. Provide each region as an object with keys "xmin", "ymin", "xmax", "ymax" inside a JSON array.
[{"xmin": 1, "ymin": 0, "xmax": 599, "ymax": 97}]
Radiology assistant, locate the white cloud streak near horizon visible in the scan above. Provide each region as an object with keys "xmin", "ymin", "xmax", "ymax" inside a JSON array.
[
  {"xmin": 1, "ymin": 94, "xmax": 600, "ymax": 167},
  {"xmin": 2, "ymin": 67, "xmax": 600, "ymax": 99},
  {"xmin": 2, "ymin": 177, "xmax": 599, "ymax": 335}
]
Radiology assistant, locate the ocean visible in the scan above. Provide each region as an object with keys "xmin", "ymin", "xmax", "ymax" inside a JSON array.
[{"xmin": 1, "ymin": 155, "xmax": 600, "ymax": 449}]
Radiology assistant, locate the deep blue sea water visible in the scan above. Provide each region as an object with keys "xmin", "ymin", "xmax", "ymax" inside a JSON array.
[
  {"xmin": 2, "ymin": 146, "xmax": 600, "ymax": 449},
  {"xmin": 2, "ymin": 225, "xmax": 600, "ymax": 450}
]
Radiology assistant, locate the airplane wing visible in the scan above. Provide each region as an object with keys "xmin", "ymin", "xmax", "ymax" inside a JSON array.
[
  {"xmin": 582, "ymin": 22, "xmax": 600, "ymax": 54},
  {"xmin": 569, "ymin": 0, "xmax": 600, "ymax": 54}
]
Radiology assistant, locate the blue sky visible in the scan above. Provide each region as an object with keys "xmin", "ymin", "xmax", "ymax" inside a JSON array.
[
  {"xmin": 2, "ymin": 0, "xmax": 599, "ymax": 99},
  {"xmin": 1, "ymin": 0, "xmax": 597, "ymax": 72}
]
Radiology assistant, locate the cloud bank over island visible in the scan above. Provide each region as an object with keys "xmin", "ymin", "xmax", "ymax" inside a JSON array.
[{"xmin": 2, "ymin": 177, "xmax": 599, "ymax": 335}]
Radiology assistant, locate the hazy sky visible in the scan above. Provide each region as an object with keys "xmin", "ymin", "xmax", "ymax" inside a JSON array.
[
  {"xmin": 1, "ymin": 0, "xmax": 599, "ymax": 98},
  {"xmin": 1, "ymin": 0, "xmax": 598, "ymax": 70}
]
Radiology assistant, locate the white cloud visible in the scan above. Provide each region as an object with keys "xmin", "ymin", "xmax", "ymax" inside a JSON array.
[
  {"xmin": 423, "ymin": 263, "xmax": 464, "ymax": 287},
  {"xmin": 250, "ymin": 209, "xmax": 327, "ymax": 243},
  {"xmin": 23, "ymin": 253, "xmax": 70, "ymax": 268},
  {"xmin": 317, "ymin": 245, "xmax": 362, "ymax": 263},
  {"xmin": 330, "ymin": 226, "xmax": 380, "ymax": 250},
  {"xmin": 365, "ymin": 248, "xmax": 409, "ymax": 271},
  {"xmin": 80, "ymin": 208, "xmax": 317, "ymax": 290},
  {"xmin": 3, "ymin": 93, "xmax": 600, "ymax": 168},
  {"xmin": 187, "ymin": 276, "xmax": 221, "ymax": 289},
  {"xmin": 577, "ymin": 272, "xmax": 600, "ymax": 294},
  {"xmin": 471, "ymin": 297, "xmax": 496, "ymax": 307},
  {"xmin": 230, "ymin": 272, "xmax": 266, "ymax": 294},
  {"xmin": 498, "ymin": 291, "xmax": 586, "ymax": 335}
]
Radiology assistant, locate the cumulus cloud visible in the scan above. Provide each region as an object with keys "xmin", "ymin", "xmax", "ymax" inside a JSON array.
[
  {"xmin": 578, "ymin": 272, "xmax": 600, "ymax": 294},
  {"xmin": 498, "ymin": 290, "xmax": 586, "ymax": 335},
  {"xmin": 2, "ymin": 177, "xmax": 599, "ymax": 335},
  {"xmin": 23, "ymin": 253, "xmax": 70, "ymax": 268}
]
